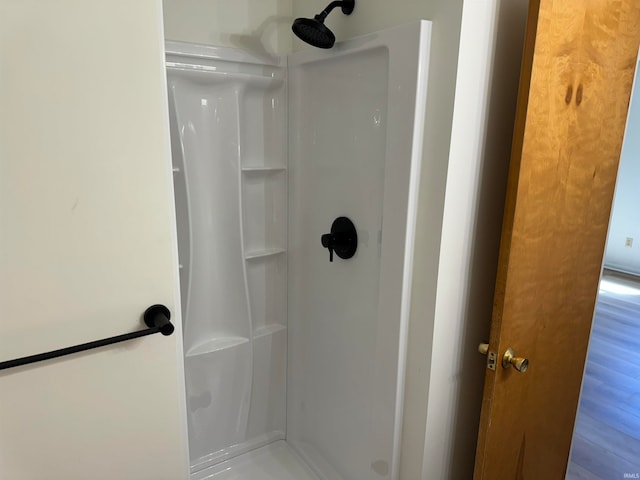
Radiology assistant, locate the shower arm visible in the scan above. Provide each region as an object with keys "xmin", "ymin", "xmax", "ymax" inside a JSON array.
[{"xmin": 315, "ymin": 1, "xmax": 349, "ymax": 22}]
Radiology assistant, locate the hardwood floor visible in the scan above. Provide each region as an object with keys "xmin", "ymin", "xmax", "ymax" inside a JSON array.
[{"xmin": 567, "ymin": 271, "xmax": 640, "ymax": 479}]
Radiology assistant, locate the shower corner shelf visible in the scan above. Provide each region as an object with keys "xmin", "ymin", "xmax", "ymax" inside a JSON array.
[
  {"xmin": 241, "ymin": 166, "xmax": 287, "ymax": 174},
  {"xmin": 245, "ymin": 248, "xmax": 286, "ymax": 260},
  {"xmin": 185, "ymin": 336, "xmax": 250, "ymax": 357},
  {"xmin": 253, "ymin": 324, "xmax": 287, "ymax": 340}
]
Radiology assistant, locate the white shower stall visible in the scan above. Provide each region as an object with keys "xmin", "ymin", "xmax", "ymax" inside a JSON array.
[{"xmin": 166, "ymin": 21, "xmax": 432, "ymax": 479}]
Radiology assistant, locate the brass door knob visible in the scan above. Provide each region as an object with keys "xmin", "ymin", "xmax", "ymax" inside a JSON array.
[
  {"xmin": 478, "ymin": 343, "xmax": 489, "ymax": 355},
  {"xmin": 502, "ymin": 348, "xmax": 529, "ymax": 373}
]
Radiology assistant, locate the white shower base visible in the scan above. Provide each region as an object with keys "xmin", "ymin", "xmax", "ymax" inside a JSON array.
[{"xmin": 191, "ymin": 441, "xmax": 318, "ymax": 480}]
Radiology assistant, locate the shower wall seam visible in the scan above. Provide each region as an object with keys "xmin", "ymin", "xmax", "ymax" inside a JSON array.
[{"xmin": 283, "ymin": 58, "xmax": 290, "ymax": 445}]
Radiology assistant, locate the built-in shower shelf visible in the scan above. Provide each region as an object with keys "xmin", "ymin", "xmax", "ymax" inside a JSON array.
[
  {"xmin": 253, "ymin": 324, "xmax": 287, "ymax": 339},
  {"xmin": 186, "ymin": 336, "xmax": 250, "ymax": 357},
  {"xmin": 245, "ymin": 248, "xmax": 286, "ymax": 260},
  {"xmin": 242, "ymin": 166, "xmax": 287, "ymax": 174}
]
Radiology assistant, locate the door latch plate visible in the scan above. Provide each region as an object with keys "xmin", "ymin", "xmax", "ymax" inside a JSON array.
[{"xmin": 487, "ymin": 351, "xmax": 497, "ymax": 371}]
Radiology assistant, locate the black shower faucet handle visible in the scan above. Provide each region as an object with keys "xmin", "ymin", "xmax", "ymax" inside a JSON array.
[
  {"xmin": 320, "ymin": 217, "xmax": 358, "ymax": 263},
  {"xmin": 321, "ymin": 233, "xmax": 335, "ymax": 262}
]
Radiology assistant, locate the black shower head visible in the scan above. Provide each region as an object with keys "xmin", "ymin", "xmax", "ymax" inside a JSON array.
[
  {"xmin": 292, "ymin": 0, "xmax": 355, "ymax": 49},
  {"xmin": 292, "ymin": 17, "xmax": 336, "ymax": 49}
]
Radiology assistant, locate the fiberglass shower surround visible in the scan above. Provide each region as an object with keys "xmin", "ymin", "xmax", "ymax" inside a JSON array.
[{"xmin": 166, "ymin": 21, "xmax": 432, "ymax": 480}]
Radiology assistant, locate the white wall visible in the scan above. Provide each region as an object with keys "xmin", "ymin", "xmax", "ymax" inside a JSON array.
[
  {"xmin": 162, "ymin": 0, "xmax": 293, "ymax": 56},
  {"xmin": 604, "ymin": 58, "xmax": 640, "ymax": 275},
  {"xmin": 292, "ymin": 0, "xmax": 453, "ymax": 51},
  {"xmin": 0, "ymin": 1, "xmax": 188, "ymax": 478}
]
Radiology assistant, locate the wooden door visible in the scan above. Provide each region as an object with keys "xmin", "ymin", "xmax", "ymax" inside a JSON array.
[
  {"xmin": 0, "ymin": 2, "xmax": 188, "ymax": 479},
  {"xmin": 474, "ymin": 0, "xmax": 640, "ymax": 478}
]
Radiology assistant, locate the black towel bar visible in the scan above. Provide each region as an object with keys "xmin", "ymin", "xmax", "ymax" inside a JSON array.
[{"xmin": 0, "ymin": 304, "xmax": 173, "ymax": 371}]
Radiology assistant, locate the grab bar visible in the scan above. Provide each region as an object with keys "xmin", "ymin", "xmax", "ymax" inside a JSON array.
[{"xmin": 0, "ymin": 304, "xmax": 174, "ymax": 371}]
